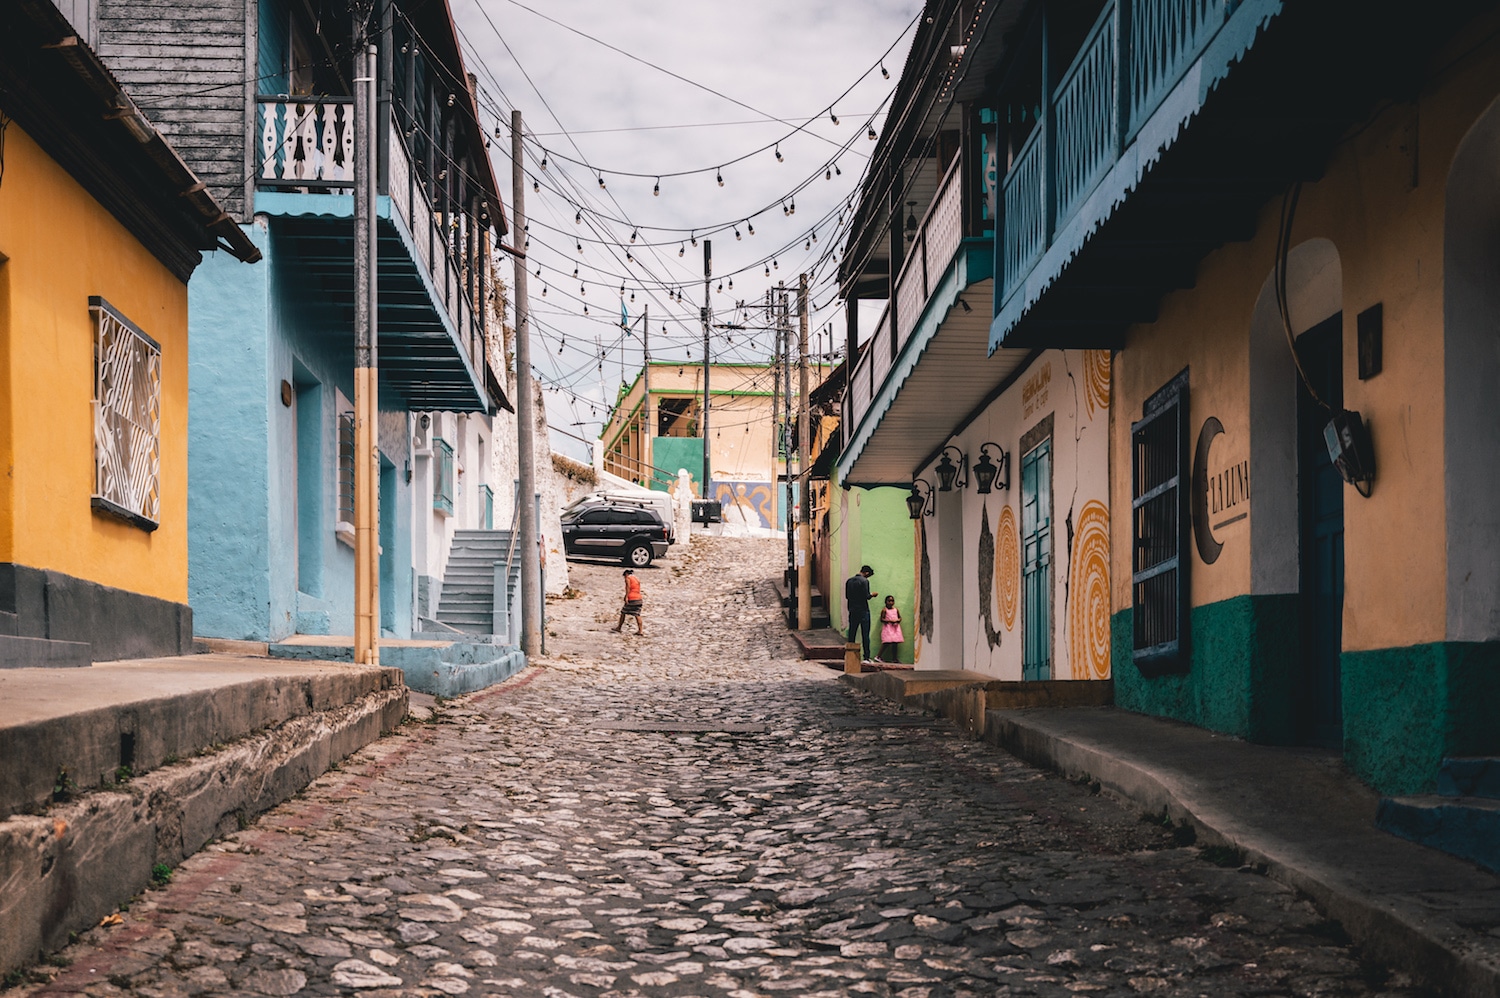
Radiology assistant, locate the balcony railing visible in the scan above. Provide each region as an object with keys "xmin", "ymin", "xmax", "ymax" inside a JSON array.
[
  {"xmin": 1000, "ymin": 0, "xmax": 1237, "ymax": 302},
  {"xmin": 845, "ymin": 153, "xmax": 968, "ymax": 443},
  {"xmin": 255, "ymin": 96, "xmax": 487, "ymax": 383}
]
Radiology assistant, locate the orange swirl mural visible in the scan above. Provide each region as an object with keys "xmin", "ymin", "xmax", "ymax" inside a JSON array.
[
  {"xmin": 1068, "ymin": 500, "xmax": 1111, "ymax": 679},
  {"xmin": 996, "ymin": 504, "xmax": 1020, "ymax": 631},
  {"xmin": 1083, "ymin": 349, "xmax": 1112, "ymax": 419}
]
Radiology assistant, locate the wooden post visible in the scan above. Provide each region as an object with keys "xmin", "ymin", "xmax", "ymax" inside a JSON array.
[
  {"xmin": 353, "ymin": 42, "xmax": 380, "ymax": 664},
  {"xmin": 845, "ymin": 642, "xmax": 862, "ymax": 675}
]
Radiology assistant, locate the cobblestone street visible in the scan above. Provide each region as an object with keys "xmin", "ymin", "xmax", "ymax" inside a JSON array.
[{"xmin": 20, "ymin": 538, "xmax": 1421, "ymax": 997}]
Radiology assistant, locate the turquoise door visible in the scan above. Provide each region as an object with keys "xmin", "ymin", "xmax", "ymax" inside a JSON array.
[{"xmin": 1021, "ymin": 439, "xmax": 1052, "ymax": 681}]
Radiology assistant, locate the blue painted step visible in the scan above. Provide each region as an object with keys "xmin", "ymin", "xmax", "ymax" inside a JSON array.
[
  {"xmin": 1376, "ymin": 794, "xmax": 1500, "ymax": 873},
  {"xmin": 1437, "ymin": 757, "xmax": 1500, "ymax": 799}
]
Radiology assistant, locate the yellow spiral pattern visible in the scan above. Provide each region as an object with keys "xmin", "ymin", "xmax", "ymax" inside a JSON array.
[
  {"xmin": 996, "ymin": 504, "xmax": 1020, "ymax": 631},
  {"xmin": 1068, "ymin": 500, "xmax": 1112, "ymax": 679},
  {"xmin": 1083, "ymin": 349, "xmax": 1112, "ymax": 419}
]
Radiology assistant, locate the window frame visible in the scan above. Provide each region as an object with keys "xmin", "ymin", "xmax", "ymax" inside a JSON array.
[
  {"xmin": 1130, "ymin": 368, "xmax": 1191, "ymax": 676},
  {"xmin": 433, "ymin": 438, "xmax": 455, "ymax": 515},
  {"xmin": 90, "ymin": 296, "xmax": 161, "ymax": 532}
]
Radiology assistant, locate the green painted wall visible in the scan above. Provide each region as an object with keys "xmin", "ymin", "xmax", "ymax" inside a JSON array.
[
  {"xmin": 1344, "ymin": 641, "xmax": 1500, "ymax": 794},
  {"xmin": 1111, "ymin": 594, "xmax": 1299, "ymax": 743},
  {"xmin": 649, "ymin": 437, "xmax": 703, "ymax": 492},
  {"xmin": 1116, "ymin": 599, "xmax": 1500, "ymax": 794},
  {"xmin": 828, "ymin": 473, "xmax": 917, "ymax": 663}
]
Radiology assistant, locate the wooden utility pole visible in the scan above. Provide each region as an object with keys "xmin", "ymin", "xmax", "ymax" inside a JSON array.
[
  {"xmin": 353, "ymin": 41, "xmax": 380, "ymax": 664},
  {"xmin": 797, "ymin": 273, "xmax": 812, "ymax": 631},
  {"xmin": 511, "ymin": 110, "xmax": 540, "ymax": 657},
  {"xmin": 700, "ymin": 240, "xmax": 712, "ymax": 498}
]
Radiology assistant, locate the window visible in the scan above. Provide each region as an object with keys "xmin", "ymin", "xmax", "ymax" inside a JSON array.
[
  {"xmin": 1131, "ymin": 370, "xmax": 1190, "ymax": 674},
  {"xmin": 91, "ymin": 297, "xmax": 161, "ymax": 531},
  {"xmin": 433, "ymin": 438, "xmax": 454, "ymax": 515},
  {"xmin": 578, "ymin": 509, "xmax": 612, "ymax": 525},
  {"xmin": 1021, "ymin": 437, "xmax": 1052, "ymax": 681},
  {"xmin": 479, "ymin": 484, "xmax": 494, "ymax": 530},
  {"xmin": 335, "ymin": 407, "xmax": 355, "ymax": 545}
]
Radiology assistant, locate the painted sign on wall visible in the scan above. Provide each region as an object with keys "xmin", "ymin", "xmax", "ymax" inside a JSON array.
[{"xmin": 1192, "ymin": 416, "xmax": 1251, "ymax": 564}]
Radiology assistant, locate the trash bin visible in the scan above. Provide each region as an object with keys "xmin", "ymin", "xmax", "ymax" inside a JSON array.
[{"xmin": 691, "ymin": 500, "xmax": 723, "ymax": 524}]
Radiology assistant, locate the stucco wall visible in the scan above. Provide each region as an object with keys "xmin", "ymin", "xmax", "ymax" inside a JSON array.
[
  {"xmin": 827, "ymin": 475, "xmax": 916, "ymax": 664},
  {"xmin": 913, "ymin": 349, "xmax": 1111, "ymax": 679},
  {"xmin": 0, "ymin": 122, "xmax": 192, "ymax": 604}
]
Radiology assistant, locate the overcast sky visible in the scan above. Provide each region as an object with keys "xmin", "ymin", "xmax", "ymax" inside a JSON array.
[{"xmin": 447, "ymin": 0, "xmax": 922, "ymax": 458}]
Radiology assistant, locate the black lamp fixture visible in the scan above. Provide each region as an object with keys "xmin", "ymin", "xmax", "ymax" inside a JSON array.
[
  {"xmin": 1324, "ymin": 409, "xmax": 1375, "ymax": 497},
  {"xmin": 934, "ymin": 445, "xmax": 968, "ymax": 492},
  {"xmin": 905, "ymin": 201, "xmax": 919, "ymax": 244},
  {"xmin": 906, "ymin": 478, "xmax": 935, "ymax": 520},
  {"xmin": 972, "ymin": 442, "xmax": 1010, "ymax": 494}
]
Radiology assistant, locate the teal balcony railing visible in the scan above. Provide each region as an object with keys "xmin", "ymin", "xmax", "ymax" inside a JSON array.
[
  {"xmin": 1000, "ymin": 0, "xmax": 1239, "ymax": 302},
  {"xmin": 479, "ymin": 483, "xmax": 494, "ymax": 530}
]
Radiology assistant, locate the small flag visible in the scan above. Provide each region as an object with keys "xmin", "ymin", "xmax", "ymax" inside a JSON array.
[{"xmin": 620, "ymin": 302, "xmax": 629, "ymax": 329}]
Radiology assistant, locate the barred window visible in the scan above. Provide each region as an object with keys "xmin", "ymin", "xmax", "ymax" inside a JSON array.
[
  {"xmin": 336, "ymin": 404, "xmax": 355, "ymax": 544},
  {"xmin": 91, "ymin": 297, "xmax": 160, "ymax": 531},
  {"xmin": 1131, "ymin": 370, "xmax": 1190, "ymax": 675}
]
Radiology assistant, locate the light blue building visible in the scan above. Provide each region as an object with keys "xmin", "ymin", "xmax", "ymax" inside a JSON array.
[{"xmin": 95, "ymin": 0, "xmax": 510, "ymax": 643}]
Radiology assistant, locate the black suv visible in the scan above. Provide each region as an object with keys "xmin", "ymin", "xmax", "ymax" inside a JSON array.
[{"xmin": 561, "ymin": 501, "xmax": 671, "ymax": 568}]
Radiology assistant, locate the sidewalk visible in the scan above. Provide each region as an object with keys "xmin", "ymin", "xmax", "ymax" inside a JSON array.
[
  {"xmin": 846, "ymin": 675, "xmax": 1500, "ymax": 996},
  {"xmin": 0, "ymin": 653, "xmax": 407, "ymax": 974}
]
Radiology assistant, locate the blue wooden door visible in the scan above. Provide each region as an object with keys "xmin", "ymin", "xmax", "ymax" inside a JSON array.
[
  {"xmin": 1022, "ymin": 439, "xmax": 1052, "ymax": 681},
  {"xmin": 1297, "ymin": 316, "xmax": 1345, "ymax": 747}
]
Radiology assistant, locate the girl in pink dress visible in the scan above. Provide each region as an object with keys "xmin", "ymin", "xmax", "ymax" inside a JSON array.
[{"xmin": 878, "ymin": 595, "xmax": 903, "ymax": 664}]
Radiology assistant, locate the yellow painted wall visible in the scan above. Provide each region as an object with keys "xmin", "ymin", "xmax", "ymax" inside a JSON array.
[
  {"xmin": 0, "ymin": 122, "xmax": 189, "ymax": 603},
  {"xmin": 1110, "ymin": 22, "xmax": 1500, "ymax": 653}
]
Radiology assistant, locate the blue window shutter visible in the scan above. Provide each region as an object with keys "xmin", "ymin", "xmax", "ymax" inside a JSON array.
[{"xmin": 1131, "ymin": 369, "xmax": 1190, "ymax": 675}]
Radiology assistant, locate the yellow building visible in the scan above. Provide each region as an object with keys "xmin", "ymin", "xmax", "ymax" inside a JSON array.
[
  {"xmin": 599, "ymin": 361, "xmax": 829, "ymax": 529},
  {"xmin": 0, "ymin": 3, "xmax": 257, "ymax": 664}
]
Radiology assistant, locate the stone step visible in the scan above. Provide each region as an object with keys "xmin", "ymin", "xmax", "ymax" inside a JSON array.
[
  {"xmin": 1437, "ymin": 758, "xmax": 1500, "ymax": 800},
  {"xmin": 1376, "ymin": 794, "xmax": 1500, "ymax": 873}
]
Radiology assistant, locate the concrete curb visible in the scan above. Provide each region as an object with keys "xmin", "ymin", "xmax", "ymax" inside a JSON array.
[
  {"xmin": 0, "ymin": 684, "xmax": 406, "ymax": 975},
  {"xmin": 982, "ymin": 711, "xmax": 1500, "ymax": 998},
  {"xmin": 269, "ymin": 640, "xmax": 527, "ymax": 697}
]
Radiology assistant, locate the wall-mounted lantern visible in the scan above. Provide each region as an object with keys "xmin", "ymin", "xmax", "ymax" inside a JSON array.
[
  {"xmin": 934, "ymin": 445, "xmax": 968, "ymax": 492},
  {"xmin": 1324, "ymin": 409, "xmax": 1375, "ymax": 497},
  {"xmin": 972, "ymin": 442, "xmax": 1009, "ymax": 494},
  {"xmin": 906, "ymin": 478, "xmax": 935, "ymax": 519}
]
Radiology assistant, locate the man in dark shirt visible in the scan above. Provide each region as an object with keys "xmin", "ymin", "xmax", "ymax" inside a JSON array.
[{"xmin": 845, "ymin": 565, "xmax": 877, "ymax": 662}]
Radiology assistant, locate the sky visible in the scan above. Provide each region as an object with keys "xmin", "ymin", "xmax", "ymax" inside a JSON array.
[{"xmin": 446, "ymin": 0, "xmax": 923, "ymax": 458}]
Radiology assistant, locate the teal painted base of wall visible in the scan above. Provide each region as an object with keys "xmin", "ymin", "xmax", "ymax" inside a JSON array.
[
  {"xmin": 1344, "ymin": 641, "xmax": 1500, "ymax": 795},
  {"xmin": 1111, "ymin": 594, "xmax": 1300, "ymax": 743}
]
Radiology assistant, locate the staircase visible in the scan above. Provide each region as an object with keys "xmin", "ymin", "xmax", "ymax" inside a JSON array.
[
  {"xmin": 434, "ymin": 530, "xmax": 521, "ymax": 641},
  {"xmin": 1376, "ymin": 757, "xmax": 1500, "ymax": 873}
]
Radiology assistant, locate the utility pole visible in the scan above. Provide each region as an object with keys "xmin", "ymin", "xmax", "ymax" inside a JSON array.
[
  {"xmin": 641, "ymin": 305, "xmax": 651, "ymax": 484},
  {"xmin": 353, "ymin": 39, "xmax": 379, "ymax": 665},
  {"xmin": 781, "ymin": 285, "xmax": 794, "ymax": 584},
  {"xmin": 796, "ymin": 274, "xmax": 812, "ymax": 631},
  {"xmin": 769, "ymin": 289, "xmax": 779, "ymax": 531},
  {"xmin": 511, "ymin": 110, "xmax": 540, "ymax": 658},
  {"xmin": 700, "ymin": 240, "xmax": 712, "ymax": 499}
]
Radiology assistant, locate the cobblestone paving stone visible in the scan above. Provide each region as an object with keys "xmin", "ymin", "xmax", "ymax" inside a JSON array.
[{"xmin": 19, "ymin": 538, "xmax": 1425, "ymax": 997}]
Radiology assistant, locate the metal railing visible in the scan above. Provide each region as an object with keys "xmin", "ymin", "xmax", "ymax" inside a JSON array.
[
  {"xmin": 1000, "ymin": 0, "xmax": 1236, "ymax": 300},
  {"xmin": 845, "ymin": 151, "xmax": 968, "ymax": 443}
]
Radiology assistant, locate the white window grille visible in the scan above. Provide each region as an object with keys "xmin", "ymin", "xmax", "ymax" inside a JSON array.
[{"xmin": 91, "ymin": 297, "xmax": 160, "ymax": 531}]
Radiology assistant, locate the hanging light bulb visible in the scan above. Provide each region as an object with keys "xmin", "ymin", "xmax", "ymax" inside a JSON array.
[
  {"xmin": 826, "ymin": 167, "xmax": 833, "ymax": 181},
  {"xmin": 573, "ymin": 264, "xmax": 578, "ymax": 278},
  {"xmin": 880, "ymin": 60, "xmax": 890, "ymax": 79},
  {"xmin": 734, "ymin": 226, "xmax": 741, "ymax": 241},
  {"xmin": 716, "ymin": 281, "xmax": 723, "ymax": 294},
  {"xmin": 774, "ymin": 144, "xmax": 783, "ymax": 163},
  {"xmin": 812, "ymin": 229, "xmax": 818, "ymax": 244},
  {"xmin": 597, "ymin": 173, "xmax": 606, "ymax": 189},
  {"xmin": 535, "ymin": 264, "xmax": 541, "ymax": 276},
  {"xmin": 584, "ymin": 305, "xmax": 590, "ymax": 316},
  {"xmin": 788, "ymin": 199, "xmax": 796, "ymax": 215},
  {"xmin": 868, "ymin": 125, "xmax": 878, "ymax": 140},
  {"xmin": 619, "ymin": 282, "xmax": 625, "ymax": 295},
  {"xmin": 540, "ymin": 155, "xmax": 547, "ymax": 170},
  {"xmin": 805, "ymin": 237, "xmax": 811, "ymax": 251},
  {"xmin": 835, "ymin": 163, "xmax": 842, "ymax": 177},
  {"xmin": 630, "ymin": 291, "xmax": 636, "ymax": 302},
  {"xmin": 630, "ymin": 228, "xmax": 638, "ymax": 243},
  {"xmin": 575, "ymin": 209, "xmax": 582, "ymax": 224},
  {"xmin": 728, "ymin": 277, "xmax": 734, "ymax": 290},
  {"xmin": 765, "ymin": 264, "xmax": 770, "ymax": 277},
  {"xmin": 716, "ymin": 168, "xmax": 724, "ymax": 187},
  {"xmin": 580, "ymin": 283, "xmax": 586, "ymax": 295},
  {"xmin": 576, "ymin": 239, "xmax": 583, "ymax": 253},
  {"xmin": 830, "ymin": 110, "xmax": 840, "ymax": 126},
  {"xmin": 747, "ymin": 221, "xmax": 755, "ymax": 236},
  {"xmin": 653, "ymin": 177, "xmax": 660, "ymax": 196},
  {"xmin": 532, "ymin": 177, "xmax": 539, "ymax": 193},
  {"xmin": 691, "ymin": 231, "xmax": 698, "ymax": 247},
  {"xmin": 773, "ymin": 258, "xmax": 779, "ymax": 270},
  {"xmin": 446, "ymin": 93, "xmax": 455, "ymax": 107},
  {"xmin": 679, "ymin": 243, "xmax": 685, "ymax": 257},
  {"xmin": 402, "ymin": 43, "xmax": 409, "ymax": 53},
  {"xmin": 782, "ymin": 201, "xmax": 790, "ymax": 217},
  {"xmin": 542, "ymin": 285, "xmax": 548, "ymax": 297},
  {"xmin": 494, "ymin": 126, "xmax": 502, "ymax": 139}
]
